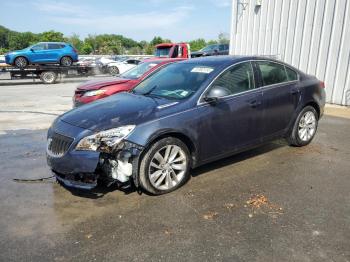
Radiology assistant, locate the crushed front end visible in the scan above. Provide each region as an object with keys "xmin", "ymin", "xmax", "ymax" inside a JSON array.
[{"xmin": 46, "ymin": 119, "xmax": 143, "ymax": 190}]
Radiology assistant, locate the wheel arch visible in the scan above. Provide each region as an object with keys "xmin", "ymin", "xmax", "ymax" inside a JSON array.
[
  {"xmin": 143, "ymin": 130, "xmax": 198, "ymax": 168},
  {"xmin": 304, "ymin": 101, "xmax": 320, "ymax": 119},
  {"xmin": 13, "ymin": 55, "xmax": 30, "ymax": 65}
]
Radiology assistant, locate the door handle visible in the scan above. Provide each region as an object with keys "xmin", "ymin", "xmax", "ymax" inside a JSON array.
[
  {"xmin": 248, "ymin": 100, "xmax": 262, "ymax": 108},
  {"xmin": 290, "ymin": 88, "xmax": 300, "ymax": 95}
]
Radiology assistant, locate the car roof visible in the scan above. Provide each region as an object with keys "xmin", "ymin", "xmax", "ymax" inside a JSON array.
[
  {"xmin": 180, "ymin": 55, "xmax": 291, "ymax": 67},
  {"xmin": 143, "ymin": 58, "xmax": 186, "ymax": 64},
  {"xmin": 37, "ymin": 42, "xmax": 67, "ymax": 45}
]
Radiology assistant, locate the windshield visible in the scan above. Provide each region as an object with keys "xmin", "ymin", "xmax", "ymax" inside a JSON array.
[
  {"xmin": 120, "ymin": 61, "xmax": 161, "ymax": 79},
  {"xmin": 200, "ymin": 45, "xmax": 218, "ymax": 52},
  {"xmin": 155, "ymin": 47, "xmax": 171, "ymax": 57},
  {"xmin": 133, "ymin": 63, "xmax": 215, "ymax": 100}
]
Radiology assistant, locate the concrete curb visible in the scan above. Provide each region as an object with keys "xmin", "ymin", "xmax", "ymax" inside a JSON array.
[{"xmin": 324, "ymin": 104, "xmax": 350, "ymax": 119}]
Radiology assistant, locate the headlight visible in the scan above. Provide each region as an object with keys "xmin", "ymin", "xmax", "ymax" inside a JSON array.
[
  {"xmin": 83, "ymin": 89, "xmax": 106, "ymax": 97},
  {"xmin": 76, "ymin": 125, "xmax": 135, "ymax": 152}
]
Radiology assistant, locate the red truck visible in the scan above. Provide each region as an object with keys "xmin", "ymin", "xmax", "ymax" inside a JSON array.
[{"xmin": 154, "ymin": 43, "xmax": 191, "ymax": 59}]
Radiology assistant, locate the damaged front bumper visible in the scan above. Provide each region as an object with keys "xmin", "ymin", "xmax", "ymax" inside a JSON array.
[
  {"xmin": 48, "ymin": 140, "xmax": 143, "ymax": 190},
  {"xmin": 46, "ymin": 123, "xmax": 144, "ymax": 190}
]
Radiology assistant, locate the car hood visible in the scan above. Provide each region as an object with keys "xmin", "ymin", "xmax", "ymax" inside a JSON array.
[
  {"xmin": 191, "ymin": 51, "xmax": 204, "ymax": 55},
  {"xmin": 60, "ymin": 92, "xmax": 179, "ymax": 132},
  {"xmin": 76, "ymin": 77, "xmax": 131, "ymax": 91},
  {"xmin": 7, "ymin": 49, "xmax": 23, "ymax": 55}
]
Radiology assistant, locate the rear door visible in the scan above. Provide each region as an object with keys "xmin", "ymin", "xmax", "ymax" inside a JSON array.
[
  {"xmin": 197, "ymin": 61, "xmax": 264, "ymax": 161},
  {"xmin": 255, "ymin": 61, "xmax": 300, "ymax": 139},
  {"xmin": 47, "ymin": 43, "xmax": 64, "ymax": 62}
]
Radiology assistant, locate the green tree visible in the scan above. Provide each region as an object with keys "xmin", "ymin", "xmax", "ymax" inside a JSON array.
[
  {"xmin": 189, "ymin": 38, "xmax": 206, "ymax": 51},
  {"xmin": 66, "ymin": 33, "xmax": 83, "ymax": 52},
  {"xmin": 39, "ymin": 30, "xmax": 65, "ymax": 42},
  {"xmin": 81, "ymin": 42, "xmax": 93, "ymax": 54},
  {"xmin": 8, "ymin": 31, "xmax": 39, "ymax": 50}
]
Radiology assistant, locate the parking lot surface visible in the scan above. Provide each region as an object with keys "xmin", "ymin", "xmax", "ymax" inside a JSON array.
[{"xmin": 0, "ymin": 76, "xmax": 349, "ymax": 261}]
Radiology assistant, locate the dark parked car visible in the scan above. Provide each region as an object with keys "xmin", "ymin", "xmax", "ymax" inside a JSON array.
[
  {"xmin": 191, "ymin": 44, "xmax": 229, "ymax": 58},
  {"xmin": 46, "ymin": 56, "xmax": 325, "ymax": 195}
]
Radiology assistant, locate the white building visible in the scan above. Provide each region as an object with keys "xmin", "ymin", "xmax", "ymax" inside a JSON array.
[{"xmin": 229, "ymin": 0, "xmax": 350, "ymax": 105}]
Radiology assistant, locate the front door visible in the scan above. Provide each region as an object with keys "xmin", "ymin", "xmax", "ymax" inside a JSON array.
[
  {"xmin": 197, "ymin": 62, "xmax": 264, "ymax": 162},
  {"xmin": 29, "ymin": 43, "xmax": 48, "ymax": 63}
]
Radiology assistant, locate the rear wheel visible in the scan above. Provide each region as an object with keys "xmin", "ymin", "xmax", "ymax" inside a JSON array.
[
  {"xmin": 139, "ymin": 137, "xmax": 191, "ymax": 195},
  {"xmin": 108, "ymin": 66, "xmax": 119, "ymax": 75},
  {"xmin": 60, "ymin": 56, "xmax": 73, "ymax": 66},
  {"xmin": 14, "ymin": 56, "xmax": 28, "ymax": 68},
  {"xmin": 40, "ymin": 71, "xmax": 57, "ymax": 84},
  {"xmin": 287, "ymin": 106, "xmax": 318, "ymax": 146}
]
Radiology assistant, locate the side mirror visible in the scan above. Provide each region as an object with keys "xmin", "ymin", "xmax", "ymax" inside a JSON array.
[
  {"xmin": 203, "ymin": 85, "xmax": 231, "ymax": 104},
  {"xmin": 30, "ymin": 48, "xmax": 34, "ymax": 52}
]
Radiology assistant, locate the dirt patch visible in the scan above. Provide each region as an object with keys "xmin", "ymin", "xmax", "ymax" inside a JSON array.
[
  {"xmin": 203, "ymin": 211, "xmax": 219, "ymax": 220},
  {"xmin": 245, "ymin": 194, "xmax": 283, "ymax": 218}
]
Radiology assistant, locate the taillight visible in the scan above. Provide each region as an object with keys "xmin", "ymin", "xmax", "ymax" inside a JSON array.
[{"xmin": 319, "ymin": 81, "xmax": 325, "ymax": 88}]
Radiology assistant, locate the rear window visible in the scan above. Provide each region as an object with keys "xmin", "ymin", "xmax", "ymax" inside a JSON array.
[
  {"xmin": 48, "ymin": 43, "xmax": 63, "ymax": 49},
  {"xmin": 257, "ymin": 61, "xmax": 288, "ymax": 86},
  {"xmin": 219, "ymin": 44, "xmax": 229, "ymax": 51},
  {"xmin": 286, "ymin": 67, "xmax": 298, "ymax": 81}
]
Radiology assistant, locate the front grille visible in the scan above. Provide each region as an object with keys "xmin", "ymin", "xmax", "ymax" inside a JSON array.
[{"xmin": 47, "ymin": 132, "xmax": 74, "ymax": 157}]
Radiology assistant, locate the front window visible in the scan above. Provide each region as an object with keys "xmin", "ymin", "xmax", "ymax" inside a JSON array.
[
  {"xmin": 31, "ymin": 43, "xmax": 46, "ymax": 51},
  {"xmin": 207, "ymin": 62, "xmax": 255, "ymax": 96},
  {"xmin": 201, "ymin": 45, "xmax": 219, "ymax": 52},
  {"xmin": 133, "ymin": 63, "xmax": 216, "ymax": 100},
  {"xmin": 155, "ymin": 47, "xmax": 171, "ymax": 57},
  {"xmin": 121, "ymin": 61, "xmax": 161, "ymax": 79}
]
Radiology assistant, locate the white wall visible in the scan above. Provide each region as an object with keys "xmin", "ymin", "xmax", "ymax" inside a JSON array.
[{"xmin": 230, "ymin": 0, "xmax": 350, "ymax": 105}]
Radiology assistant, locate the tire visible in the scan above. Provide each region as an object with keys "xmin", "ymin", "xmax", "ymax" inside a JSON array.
[
  {"xmin": 287, "ymin": 106, "xmax": 318, "ymax": 147},
  {"xmin": 40, "ymin": 71, "xmax": 57, "ymax": 84},
  {"xmin": 60, "ymin": 56, "xmax": 73, "ymax": 66},
  {"xmin": 108, "ymin": 66, "xmax": 119, "ymax": 75},
  {"xmin": 14, "ymin": 56, "xmax": 28, "ymax": 68},
  {"xmin": 139, "ymin": 137, "xmax": 191, "ymax": 195}
]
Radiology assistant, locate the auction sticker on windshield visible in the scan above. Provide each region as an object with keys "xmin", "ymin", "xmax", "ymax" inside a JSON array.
[{"xmin": 191, "ymin": 66, "xmax": 214, "ymax": 74}]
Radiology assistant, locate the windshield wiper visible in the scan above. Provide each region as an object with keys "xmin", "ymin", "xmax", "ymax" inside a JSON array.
[{"xmin": 142, "ymin": 85, "xmax": 158, "ymax": 96}]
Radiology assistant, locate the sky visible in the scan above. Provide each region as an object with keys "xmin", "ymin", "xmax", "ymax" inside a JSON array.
[{"xmin": 0, "ymin": 0, "xmax": 232, "ymax": 42}]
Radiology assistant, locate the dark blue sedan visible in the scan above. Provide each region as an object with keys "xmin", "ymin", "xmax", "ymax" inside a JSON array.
[
  {"xmin": 5, "ymin": 42, "xmax": 78, "ymax": 68},
  {"xmin": 46, "ymin": 56, "xmax": 326, "ymax": 195}
]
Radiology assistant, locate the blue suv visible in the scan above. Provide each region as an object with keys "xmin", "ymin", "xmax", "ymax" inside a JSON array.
[{"xmin": 5, "ymin": 42, "xmax": 78, "ymax": 68}]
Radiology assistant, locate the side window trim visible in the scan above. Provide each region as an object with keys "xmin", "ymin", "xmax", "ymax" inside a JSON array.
[
  {"xmin": 197, "ymin": 59, "xmax": 300, "ymax": 105},
  {"xmin": 255, "ymin": 60, "xmax": 300, "ymax": 88},
  {"xmin": 198, "ymin": 61, "xmax": 257, "ymax": 104}
]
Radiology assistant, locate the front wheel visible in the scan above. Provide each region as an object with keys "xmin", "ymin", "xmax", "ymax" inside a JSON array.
[
  {"xmin": 14, "ymin": 56, "xmax": 28, "ymax": 68},
  {"xmin": 60, "ymin": 56, "xmax": 73, "ymax": 66},
  {"xmin": 108, "ymin": 66, "xmax": 119, "ymax": 75},
  {"xmin": 287, "ymin": 106, "xmax": 318, "ymax": 146},
  {"xmin": 139, "ymin": 137, "xmax": 191, "ymax": 195}
]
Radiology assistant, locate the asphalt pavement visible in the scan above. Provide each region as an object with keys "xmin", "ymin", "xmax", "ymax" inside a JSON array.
[{"xmin": 0, "ymin": 75, "xmax": 349, "ymax": 262}]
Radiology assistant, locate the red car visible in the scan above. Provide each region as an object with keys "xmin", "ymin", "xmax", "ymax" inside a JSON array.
[{"xmin": 73, "ymin": 58, "xmax": 185, "ymax": 107}]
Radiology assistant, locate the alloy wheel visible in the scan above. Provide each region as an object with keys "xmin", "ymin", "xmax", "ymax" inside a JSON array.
[
  {"xmin": 61, "ymin": 57, "xmax": 72, "ymax": 66},
  {"xmin": 148, "ymin": 145, "xmax": 187, "ymax": 191},
  {"xmin": 298, "ymin": 111, "xmax": 316, "ymax": 142},
  {"xmin": 15, "ymin": 57, "xmax": 27, "ymax": 68}
]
